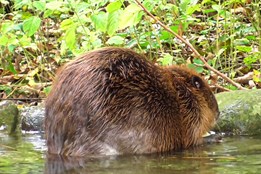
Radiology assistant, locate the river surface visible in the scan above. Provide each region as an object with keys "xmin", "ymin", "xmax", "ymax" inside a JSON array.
[{"xmin": 0, "ymin": 132, "xmax": 261, "ymax": 174}]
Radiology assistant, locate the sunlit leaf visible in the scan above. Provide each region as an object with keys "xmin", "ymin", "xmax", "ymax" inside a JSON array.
[
  {"xmin": 212, "ymin": 4, "xmax": 221, "ymax": 12},
  {"xmin": 119, "ymin": 4, "xmax": 141, "ymax": 30},
  {"xmin": 0, "ymin": 35, "xmax": 9, "ymax": 46},
  {"xmin": 23, "ymin": 16, "xmax": 41, "ymax": 36},
  {"xmin": 46, "ymin": 1, "xmax": 63, "ymax": 10},
  {"xmin": 158, "ymin": 53, "xmax": 173, "ymax": 66},
  {"xmin": 91, "ymin": 12, "xmax": 108, "ymax": 33},
  {"xmin": 235, "ymin": 46, "xmax": 252, "ymax": 52},
  {"xmin": 106, "ymin": 36, "xmax": 124, "ymax": 45},
  {"xmin": 61, "ymin": 19, "xmax": 74, "ymax": 30},
  {"xmin": 106, "ymin": 0, "xmax": 122, "ymax": 13},
  {"xmin": 0, "ymin": 33, "xmax": 18, "ymax": 46},
  {"xmin": 107, "ymin": 11, "xmax": 120, "ymax": 36},
  {"xmin": 0, "ymin": 21, "xmax": 14, "ymax": 33},
  {"xmin": 65, "ymin": 26, "xmax": 76, "ymax": 50},
  {"xmin": 253, "ymin": 70, "xmax": 261, "ymax": 82},
  {"xmin": 33, "ymin": 1, "xmax": 46, "ymax": 11},
  {"xmin": 19, "ymin": 35, "xmax": 31, "ymax": 46},
  {"xmin": 186, "ymin": 4, "xmax": 200, "ymax": 15},
  {"xmin": 234, "ymin": 38, "xmax": 250, "ymax": 46},
  {"xmin": 43, "ymin": 9, "xmax": 53, "ymax": 18}
]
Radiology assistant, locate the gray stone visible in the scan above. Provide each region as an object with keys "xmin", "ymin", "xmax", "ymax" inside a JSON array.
[
  {"xmin": 214, "ymin": 89, "xmax": 261, "ymax": 135},
  {"xmin": 20, "ymin": 103, "xmax": 45, "ymax": 132}
]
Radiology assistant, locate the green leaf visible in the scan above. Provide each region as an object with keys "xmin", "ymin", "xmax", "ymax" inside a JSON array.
[
  {"xmin": 106, "ymin": 0, "xmax": 122, "ymax": 13},
  {"xmin": 107, "ymin": 11, "xmax": 120, "ymax": 36},
  {"xmin": 19, "ymin": 35, "xmax": 31, "ymax": 46},
  {"xmin": 160, "ymin": 31, "xmax": 171, "ymax": 40},
  {"xmin": 212, "ymin": 4, "xmax": 222, "ymax": 13},
  {"xmin": 203, "ymin": 9, "xmax": 216, "ymax": 14},
  {"xmin": 0, "ymin": 35, "xmax": 9, "ymax": 46},
  {"xmin": 43, "ymin": 86, "xmax": 52, "ymax": 95},
  {"xmin": 119, "ymin": 4, "xmax": 141, "ymax": 30},
  {"xmin": 235, "ymin": 46, "xmax": 252, "ymax": 53},
  {"xmin": 0, "ymin": 21, "xmax": 14, "ymax": 33},
  {"xmin": 0, "ymin": 33, "xmax": 18, "ymax": 46},
  {"xmin": 216, "ymin": 48, "xmax": 226, "ymax": 57},
  {"xmin": 243, "ymin": 52, "xmax": 260, "ymax": 67},
  {"xmin": 61, "ymin": 19, "xmax": 74, "ymax": 30},
  {"xmin": 195, "ymin": 66, "xmax": 204, "ymax": 73},
  {"xmin": 8, "ymin": 45, "xmax": 16, "ymax": 53},
  {"xmin": 106, "ymin": 36, "xmax": 124, "ymax": 45},
  {"xmin": 65, "ymin": 26, "xmax": 76, "ymax": 50},
  {"xmin": 253, "ymin": 70, "xmax": 261, "ymax": 83},
  {"xmin": 43, "ymin": 9, "xmax": 53, "ymax": 18},
  {"xmin": 192, "ymin": 59, "xmax": 204, "ymax": 73},
  {"xmin": 46, "ymin": 1, "xmax": 63, "ymax": 10},
  {"xmin": 179, "ymin": 0, "xmax": 189, "ymax": 12},
  {"xmin": 91, "ymin": 12, "xmax": 108, "ymax": 33},
  {"xmin": 7, "ymin": 62, "xmax": 17, "ymax": 74},
  {"xmin": 0, "ymin": 85, "xmax": 12, "ymax": 95},
  {"xmin": 158, "ymin": 53, "xmax": 173, "ymax": 66},
  {"xmin": 14, "ymin": 0, "xmax": 30, "ymax": 9},
  {"xmin": 23, "ymin": 16, "xmax": 41, "ymax": 36},
  {"xmin": 233, "ymin": 38, "xmax": 250, "ymax": 46},
  {"xmin": 186, "ymin": 4, "xmax": 200, "ymax": 15},
  {"xmin": 170, "ymin": 25, "xmax": 179, "ymax": 34},
  {"xmin": 193, "ymin": 58, "xmax": 204, "ymax": 65},
  {"xmin": 143, "ymin": 0, "xmax": 155, "ymax": 11},
  {"xmin": 33, "ymin": 1, "xmax": 46, "ymax": 11},
  {"xmin": 188, "ymin": 63, "xmax": 204, "ymax": 73}
]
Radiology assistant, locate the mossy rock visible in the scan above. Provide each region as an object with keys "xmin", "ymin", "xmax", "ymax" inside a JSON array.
[
  {"xmin": 214, "ymin": 89, "xmax": 261, "ymax": 135},
  {"xmin": 0, "ymin": 101, "xmax": 20, "ymax": 134}
]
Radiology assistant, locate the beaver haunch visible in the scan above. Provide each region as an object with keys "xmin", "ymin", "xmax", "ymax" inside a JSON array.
[{"xmin": 45, "ymin": 47, "xmax": 219, "ymax": 156}]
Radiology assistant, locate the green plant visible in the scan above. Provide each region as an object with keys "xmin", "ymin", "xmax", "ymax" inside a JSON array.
[{"xmin": 0, "ymin": 0, "xmax": 260, "ymax": 99}]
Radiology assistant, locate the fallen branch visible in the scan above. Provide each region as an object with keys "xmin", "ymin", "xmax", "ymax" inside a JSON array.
[
  {"xmin": 234, "ymin": 72, "xmax": 253, "ymax": 84},
  {"xmin": 134, "ymin": 0, "xmax": 247, "ymax": 90}
]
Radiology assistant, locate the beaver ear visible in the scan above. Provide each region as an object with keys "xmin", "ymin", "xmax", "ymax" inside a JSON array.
[{"xmin": 191, "ymin": 76, "xmax": 202, "ymax": 89}]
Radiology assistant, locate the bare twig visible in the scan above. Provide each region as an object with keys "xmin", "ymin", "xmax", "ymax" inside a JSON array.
[
  {"xmin": 134, "ymin": 0, "xmax": 247, "ymax": 90},
  {"xmin": 214, "ymin": 84, "xmax": 231, "ymax": 92},
  {"xmin": 234, "ymin": 72, "xmax": 253, "ymax": 84}
]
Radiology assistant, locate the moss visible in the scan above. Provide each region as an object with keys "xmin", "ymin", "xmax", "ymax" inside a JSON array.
[
  {"xmin": 0, "ymin": 101, "xmax": 20, "ymax": 134},
  {"xmin": 214, "ymin": 89, "xmax": 261, "ymax": 135}
]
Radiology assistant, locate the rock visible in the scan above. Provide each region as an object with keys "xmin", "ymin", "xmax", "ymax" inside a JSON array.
[
  {"xmin": 2, "ymin": 89, "xmax": 260, "ymax": 135},
  {"xmin": 20, "ymin": 103, "xmax": 45, "ymax": 132},
  {"xmin": 214, "ymin": 89, "xmax": 261, "ymax": 135},
  {"xmin": 0, "ymin": 100, "xmax": 20, "ymax": 134}
]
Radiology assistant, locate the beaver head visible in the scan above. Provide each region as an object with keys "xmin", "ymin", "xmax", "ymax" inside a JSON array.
[{"xmin": 168, "ymin": 66, "xmax": 219, "ymax": 148}]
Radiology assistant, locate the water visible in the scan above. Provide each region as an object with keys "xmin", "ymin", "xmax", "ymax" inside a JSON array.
[{"xmin": 0, "ymin": 132, "xmax": 261, "ymax": 174}]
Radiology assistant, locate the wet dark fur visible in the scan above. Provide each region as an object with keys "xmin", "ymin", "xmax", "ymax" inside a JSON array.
[{"xmin": 45, "ymin": 47, "xmax": 219, "ymax": 156}]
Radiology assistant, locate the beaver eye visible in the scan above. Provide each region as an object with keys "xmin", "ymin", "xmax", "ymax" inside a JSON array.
[{"xmin": 191, "ymin": 76, "xmax": 202, "ymax": 89}]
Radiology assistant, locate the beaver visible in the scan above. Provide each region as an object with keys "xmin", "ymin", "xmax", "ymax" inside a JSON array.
[{"xmin": 45, "ymin": 47, "xmax": 219, "ymax": 156}]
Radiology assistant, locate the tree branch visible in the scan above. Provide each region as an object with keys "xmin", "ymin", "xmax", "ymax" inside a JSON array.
[{"xmin": 134, "ymin": 0, "xmax": 247, "ymax": 90}]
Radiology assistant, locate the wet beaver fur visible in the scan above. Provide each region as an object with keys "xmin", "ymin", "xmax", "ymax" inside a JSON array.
[{"xmin": 45, "ymin": 47, "xmax": 219, "ymax": 156}]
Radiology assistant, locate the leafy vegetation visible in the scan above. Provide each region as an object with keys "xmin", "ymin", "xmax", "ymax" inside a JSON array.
[{"xmin": 0, "ymin": 0, "xmax": 260, "ymax": 100}]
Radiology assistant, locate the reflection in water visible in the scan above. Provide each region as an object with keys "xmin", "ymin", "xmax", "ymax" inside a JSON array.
[
  {"xmin": 44, "ymin": 137, "xmax": 261, "ymax": 174},
  {"xmin": 1, "ymin": 132, "xmax": 261, "ymax": 174}
]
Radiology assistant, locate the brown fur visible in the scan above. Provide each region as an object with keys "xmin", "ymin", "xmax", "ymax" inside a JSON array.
[{"xmin": 45, "ymin": 47, "xmax": 219, "ymax": 156}]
